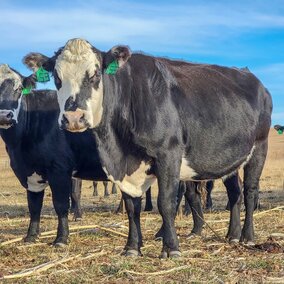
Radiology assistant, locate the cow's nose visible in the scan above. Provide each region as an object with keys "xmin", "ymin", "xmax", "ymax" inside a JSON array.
[
  {"xmin": 0, "ymin": 111, "xmax": 14, "ymax": 127},
  {"xmin": 61, "ymin": 110, "xmax": 87, "ymax": 132}
]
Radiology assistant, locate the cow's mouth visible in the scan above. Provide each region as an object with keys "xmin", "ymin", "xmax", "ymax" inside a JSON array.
[
  {"xmin": 0, "ymin": 123, "xmax": 13, "ymax": 129},
  {"xmin": 65, "ymin": 126, "xmax": 88, "ymax": 133}
]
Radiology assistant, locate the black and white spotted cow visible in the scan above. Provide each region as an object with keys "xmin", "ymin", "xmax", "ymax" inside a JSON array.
[
  {"xmin": 24, "ymin": 38, "xmax": 272, "ymax": 257},
  {"xmin": 0, "ymin": 64, "xmax": 109, "ymax": 246}
]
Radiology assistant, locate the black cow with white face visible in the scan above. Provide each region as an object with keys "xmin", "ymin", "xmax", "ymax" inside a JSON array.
[
  {"xmin": 24, "ymin": 38, "xmax": 272, "ymax": 257},
  {"xmin": 0, "ymin": 64, "xmax": 109, "ymax": 246}
]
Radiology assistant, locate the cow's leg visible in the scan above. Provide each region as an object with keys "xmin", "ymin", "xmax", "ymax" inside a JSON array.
[
  {"xmin": 241, "ymin": 140, "xmax": 268, "ymax": 245},
  {"xmin": 24, "ymin": 190, "xmax": 44, "ymax": 242},
  {"xmin": 156, "ymin": 157, "xmax": 181, "ymax": 258},
  {"xmin": 103, "ymin": 181, "xmax": 110, "ymax": 197},
  {"xmin": 116, "ymin": 197, "xmax": 124, "ymax": 214},
  {"xmin": 155, "ymin": 181, "xmax": 186, "ymax": 240},
  {"xmin": 223, "ymin": 174, "xmax": 242, "ymax": 242},
  {"xmin": 93, "ymin": 181, "xmax": 98, "ymax": 196},
  {"xmin": 205, "ymin": 181, "xmax": 214, "ymax": 210},
  {"xmin": 184, "ymin": 197, "xmax": 191, "ymax": 216},
  {"xmin": 184, "ymin": 182, "xmax": 204, "ymax": 238},
  {"xmin": 111, "ymin": 183, "xmax": 117, "ymax": 194},
  {"xmin": 122, "ymin": 192, "xmax": 142, "ymax": 257},
  {"xmin": 70, "ymin": 178, "xmax": 82, "ymax": 220},
  {"xmin": 144, "ymin": 187, "xmax": 153, "ymax": 211},
  {"xmin": 48, "ymin": 174, "xmax": 71, "ymax": 246}
]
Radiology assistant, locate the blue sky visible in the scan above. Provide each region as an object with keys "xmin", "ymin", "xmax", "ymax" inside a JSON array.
[{"xmin": 0, "ymin": 0, "xmax": 283, "ymax": 125}]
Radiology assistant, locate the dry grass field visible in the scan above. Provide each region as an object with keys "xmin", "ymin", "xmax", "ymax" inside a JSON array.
[{"xmin": 0, "ymin": 129, "xmax": 283, "ymax": 283}]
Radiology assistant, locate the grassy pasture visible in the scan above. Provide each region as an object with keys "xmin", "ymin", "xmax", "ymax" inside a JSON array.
[{"xmin": 0, "ymin": 129, "xmax": 283, "ymax": 283}]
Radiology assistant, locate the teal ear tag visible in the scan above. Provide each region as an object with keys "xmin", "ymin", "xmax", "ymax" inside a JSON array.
[
  {"xmin": 36, "ymin": 67, "xmax": 50, "ymax": 83},
  {"xmin": 278, "ymin": 129, "xmax": 283, "ymax": 135},
  {"xmin": 22, "ymin": 86, "xmax": 32, "ymax": 95},
  {"xmin": 105, "ymin": 60, "xmax": 119, "ymax": 75}
]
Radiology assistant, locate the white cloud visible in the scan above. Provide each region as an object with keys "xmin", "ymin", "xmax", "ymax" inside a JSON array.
[{"xmin": 1, "ymin": 1, "xmax": 284, "ymax": 54}]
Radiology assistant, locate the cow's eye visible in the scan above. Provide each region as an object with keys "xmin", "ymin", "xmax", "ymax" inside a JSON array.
[
  {"xmin": 53, "ymin": 70, "xmax": 62, "ymax": 90},
  {"xmin": 89, "ymin": 70, "xmax": 101, "ymax": 84}
]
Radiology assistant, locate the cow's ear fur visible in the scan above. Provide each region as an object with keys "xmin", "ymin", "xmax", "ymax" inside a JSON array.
[
  {"xmin": 103, "ymin": 45, "xmax": 131, "ymax": 70},
  {"xmin": 22, "ymin": 74, "xmax": 37, "ymax": 89},
  {"xmin": 22, "ymin": 53, "xmax": 55, "ymax": 72}
]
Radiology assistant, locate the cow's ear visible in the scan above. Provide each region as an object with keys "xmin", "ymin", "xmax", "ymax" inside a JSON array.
[
  {"xmin": 22, "ymin": 74, "xmax": 37, "ymax": 89},
  {"xmin": 103, "ymin": 45, "xmax": 131, "ymax": 74},
  {"xmin": 22, "ymin": 53, "xmax": 55, "ymax": 72}
]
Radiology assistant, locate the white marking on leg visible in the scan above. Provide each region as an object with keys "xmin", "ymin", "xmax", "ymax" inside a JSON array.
[
  {"xmin": 27, "ymin": 173, "xmax": 48, "ymax": 193},
  {"xmin": 103, "ymin": 162, "xmax": 156, "ymax": 198}
]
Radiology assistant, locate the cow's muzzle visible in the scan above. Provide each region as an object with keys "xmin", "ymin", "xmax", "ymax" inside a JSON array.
[
  {"xmin": 0, "ymin": 110, "xmax": 14, "ymax": 129},
  {"xmin": 61, "ymin": 110, "xmax": 88, "ymax": 132}
]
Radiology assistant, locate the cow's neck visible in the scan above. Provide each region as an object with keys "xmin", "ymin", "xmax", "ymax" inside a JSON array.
[{"xmin": 94, "ymin": 74, "xmax": 150, "ymax": 180}]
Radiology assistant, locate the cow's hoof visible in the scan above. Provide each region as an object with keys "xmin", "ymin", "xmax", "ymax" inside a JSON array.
[
  {"xmin": 169, "ymin": 250, "xmax": 181, "ymax": 258},
  {"xmin": 23, "ymin": 235, "xmax": 39, "ymax": 243},
  {"xmin": 123, "ymin": 249, "xmax": 140, "ymax": 257},
  {"xmin": 53, "ymin": 242, "xmax": 67, "ymax": 248},
  {"xmin": 73, "ymin": 217, "xmax": 83, "ymax": 222},
  {"xmin": 159, "ymin": 251, "xmax": 168, "ymax": 259},
  {"xmin": 159, "ymin": 250, "xmax": 181, "ymax": 258},
  {"xmin": 186, "ymin": 232, "xmax": 200, "ymax": 239},
  {"xmin": 229, "ymin": 238, "xmax": 239, "ymax": 244},
  {"xmin": 243, "ymin": 241, "xmax": 255, "ymax": 247}
]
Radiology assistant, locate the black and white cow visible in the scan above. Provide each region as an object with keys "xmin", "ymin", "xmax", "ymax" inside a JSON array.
[
  {"xmin": 0, "ymin": 64, "xmax": 109, "ymax": 246},
  {"xmin": 24, "ymin": 38, "xmax": 272, "ymax": 257}
]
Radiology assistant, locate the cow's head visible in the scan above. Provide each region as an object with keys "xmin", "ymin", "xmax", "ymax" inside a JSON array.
[
  {"xmin": 23, "ymin": 38, "xmax": 131, "ymax": 132},
  {"xmin": 0, "ymin": 64, "xmax": 35, "ymax": 129}
]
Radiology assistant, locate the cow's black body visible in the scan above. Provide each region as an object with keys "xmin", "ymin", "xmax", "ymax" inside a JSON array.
[
  {"xmin": 96, "ymin": 54, "xmax": 271, "ymax": 256},
  {"xmin": 23, "ymin": 40, "xmax": 272, "ymax": 257}
]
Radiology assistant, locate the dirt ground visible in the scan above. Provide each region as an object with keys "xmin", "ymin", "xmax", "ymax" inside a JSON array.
[{"xmin": 0, "ymin": 129, "xmax": 283, "ymax": 283}]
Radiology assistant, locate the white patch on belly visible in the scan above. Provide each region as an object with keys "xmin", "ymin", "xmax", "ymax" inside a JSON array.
[
  {"xmin": 27, "ymin": 173, "xmax": 48, "ymax": 193},
  {"xmin": 222, "ymin": 145, "xmax": 256, "ymax": 181},
  {"xmin": 103, "ymin": 162, "xmax": 156, "ymax": 198},
  {"xmin": 180, "ymin": 157, "xmax": 198, "ymax": 181}
]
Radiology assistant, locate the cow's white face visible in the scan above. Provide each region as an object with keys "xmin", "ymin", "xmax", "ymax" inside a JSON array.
[
  {"xmin": 0, "ymin": 64, "xmax": 24, "ymax": 129},
  {"xmin": 54, "ymin": 39, "xmax": 103, "ymax": 132},
  {"xmin": 23, "ymin": 39, "xmax": 131, "ymax": 132}
]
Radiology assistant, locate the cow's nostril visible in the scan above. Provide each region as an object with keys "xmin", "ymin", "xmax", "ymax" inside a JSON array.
[
  {"xmin": 62, "ymin": 114, "xmax": 69, "ymax": 124},
  {"xmin": 79, "ymin": 114, "xmax": 85, "ymax": 123},
  {"xmin": 6, "ymin": 112, "xmax": 13, "ymax": 119}
]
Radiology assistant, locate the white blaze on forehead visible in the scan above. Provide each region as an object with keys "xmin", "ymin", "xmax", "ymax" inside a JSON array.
[
  {"xmin": 55, "ymin": 39, "xmax": 103, "ymax": 127},
  {"xmin": 27, "ymin": 173, "xmax": 48, "ymax": 193},
  {"xmin": 103, "ymin": 162, "xmax": 156, "ymax": 198},
  {"xmin": 0, "ymin": 64, "xmax": 22, "ymax": 91}
]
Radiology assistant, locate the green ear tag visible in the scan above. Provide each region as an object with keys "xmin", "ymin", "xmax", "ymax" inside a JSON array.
[
  {"xmin": 105, "ymin": 60, "xmax": 119, "ymax": 75},
  {"xmin": 36, "ymin": 67, "xmax": 50, "ymax": 83},
  {"xmin": 278, "ymin": 129, "xmax": 283, "ymax": 135},
  {"xmin": 22, "ymin": 86, "xmax": 32, "ymax": 95}
]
